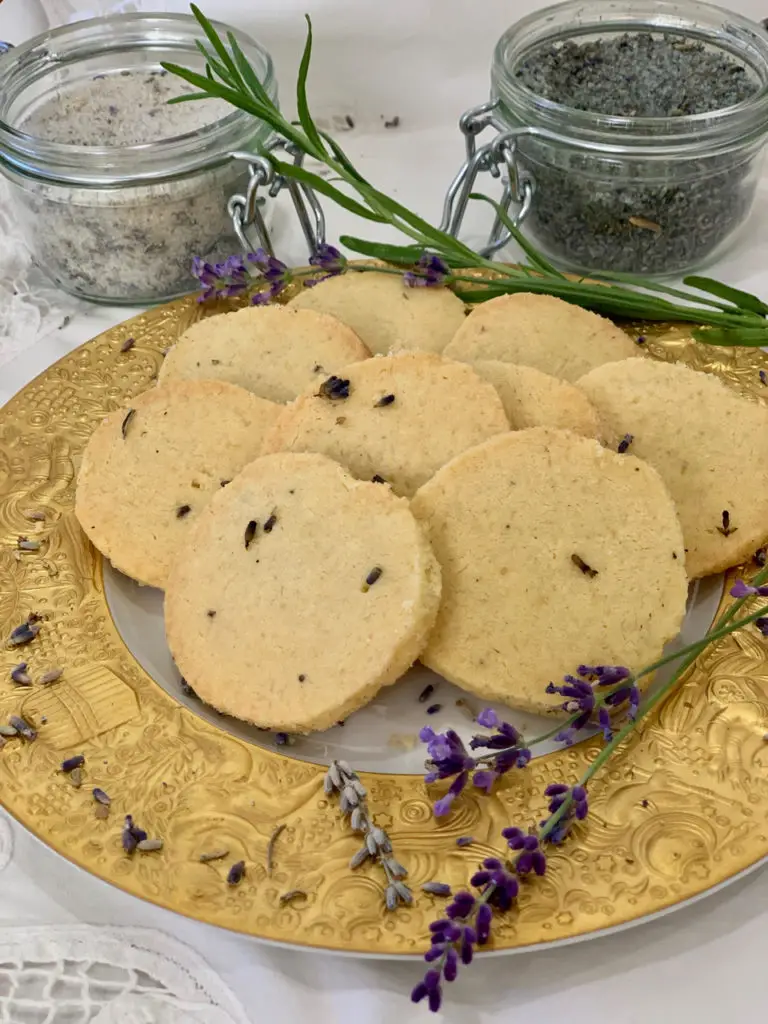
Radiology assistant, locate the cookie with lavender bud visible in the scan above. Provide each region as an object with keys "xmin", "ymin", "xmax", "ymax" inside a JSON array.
[
  {"xmin": 288, "ymin": 264, "xmax": 466, "ymax": 355},
  {"xmin": 159, "ymin": 305, "xmax": 370, "ymax": 403},
  {"xmin": 165, "ymin": 452, "xmax": 442, "ymax": 733},
  {"xmin": 444, "ymin": 292, "xmax": 637, "ymax": 382},
  {"xmin": 261, "ymin": 351, "xmax": 509, "ymax": 497},
  {"xmin": 578, "ymin": 357, "xmax": 768, "ymax": 578},
  {"xmin": 466, "ymin": 360, "xmax": 602, "ymax": 438},
  {"xmin": 75, "ymin": 380, "xmax": 280, "ymax": 589},
  {"xmin": 411, "ymin": 427, "xmax": 687, "ymax": 713}
]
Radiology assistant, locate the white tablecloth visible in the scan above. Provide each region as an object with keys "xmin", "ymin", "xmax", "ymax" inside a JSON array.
[{"xmin": 2, "ymin": 0, "xmax": 768, "ymax": 1020}]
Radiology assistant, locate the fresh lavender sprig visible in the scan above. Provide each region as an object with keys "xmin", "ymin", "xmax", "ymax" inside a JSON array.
[
  {"xmin": 191, "ymin": 246, "xmax": 350, "ymax": 302},
  {"xmin": 413, "ymin": 829, "xmax": 551, "ymax": 1011},
  {"xmin": 414, "ymin": 566, "xmax": 768, "ymax": 1012},
  {"xmin": 165, "ymin": 7, "xmax": 768, "ymax": 347},
  {"xmin": 324, "ymin": 759, "xmax": 411, "ymax": 909}
]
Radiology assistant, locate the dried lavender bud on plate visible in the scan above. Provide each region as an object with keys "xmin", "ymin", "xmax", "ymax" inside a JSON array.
[
  {"xmin": 10, "ymin": 663, "xmax": 32, "ymax": 686},
  {"xmin": 261, "ymin": 351, "xmax": 509, "ymax": 497},
  {"xmin": 227, "ymin": 860, "xmax": 246, "ymax": 885},
  {"xmin": 8, "ymin": 620, "xmax": 41, "ymax": 646},
  {"xmin": 411, "ymin": 427, "xmax": 687, "ymax": 713},
  {"xmin": 75, "ymin": 381, "xmax": 280, "ymax": 588},
  {"xmin": 159, "ymin": 305, "xmax": 370, "ymax": 403},
  {"xmin": 9, "ymin": 716, "xmax": 36, "ymax": 741},
  {"xmin": 164, "ymin": 452, "xmax": 441, "ymax": 733},
  {"xmin": 579, "ymin": 358, "xmax": 768, "ymax": 578}
]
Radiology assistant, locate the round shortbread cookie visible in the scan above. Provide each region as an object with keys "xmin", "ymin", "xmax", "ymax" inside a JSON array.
[
  {"xmin": 578, "ymin": 358, "xmax": 768, "ymax": 579},
  {"xmin": 444, "ymin": 292, "xmax": 637, "ymax": 382},
  {"xmin": 158, "ymin": 304, "xmax": 370, "ymax": 403},
  {"xmin": 261, "ymin": 351, "xmax": 510, "ymax": 497},
  {"xmin": 288, "ymin": 269, "xmax": 467, "ymax": 355},
  {"xmin": 411, "ymin": 428, "xmax": 688, "ymax": 713},
  {"xmin": 75, "ymin": 381, "xmax": 280, "ymax": 589},
  {"xmin": 164, "ymin": 452, "xmax": 442, "ymax": 733},
  {"xmin": 469, "ymin": 360, "xmax": 602, "ymax": 438}
]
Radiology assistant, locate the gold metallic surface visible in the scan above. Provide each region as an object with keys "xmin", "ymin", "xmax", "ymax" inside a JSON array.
[{"xmin": 1, "ymin": 284, "xmax": 767, "ymax": 955}]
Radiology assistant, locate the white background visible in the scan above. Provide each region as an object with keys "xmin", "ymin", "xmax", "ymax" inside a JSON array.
[{"xmin": 1, "ymin": 0, "xmax": 768, "ymax": 1021}]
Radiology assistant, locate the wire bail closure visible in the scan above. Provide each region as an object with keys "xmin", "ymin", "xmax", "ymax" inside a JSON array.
[
  {"xmin": 440, "ymin": 99, "xmax": 536, "ymax": 257},
  {"xmin": 228, "ymin": 108, "xmax": 538, "ymax": 264},
  {"xmin": 228, "ymin": 137, "xmax": 326, "ymax": 257}
]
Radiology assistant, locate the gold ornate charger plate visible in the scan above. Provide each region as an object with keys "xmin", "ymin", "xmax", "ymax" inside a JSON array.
[{"xmin": 1, "ymin": 285, "xmax": 768, "ymax": 956}]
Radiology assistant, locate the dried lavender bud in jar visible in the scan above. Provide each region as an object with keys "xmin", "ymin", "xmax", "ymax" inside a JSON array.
[{"xmin": 512, "ymin": 33, "xmax": 760, "ymax": 274}]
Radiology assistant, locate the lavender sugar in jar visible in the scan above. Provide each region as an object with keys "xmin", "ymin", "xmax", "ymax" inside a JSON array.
[
  {"xmin": 0, "ymin": 13, "xmax": 277, "ymax": 304},
  {"xmin": 491, "ymin": 0, "xmax": 768, "ymax": 275}
]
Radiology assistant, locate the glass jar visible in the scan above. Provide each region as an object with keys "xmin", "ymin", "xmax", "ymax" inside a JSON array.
[
  {"xmin": 490, "ymin": 0, "xmax": 768, "ymax": 275},
  {"xmin": 0, "ymin": 13, "xmax": 277, "ymax": 304}
]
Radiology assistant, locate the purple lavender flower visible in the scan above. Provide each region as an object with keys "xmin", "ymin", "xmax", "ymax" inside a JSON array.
[
  {"xmin": 476, "ymin": 708, "xmax": 498, "ymax": 729},
  {"xmin": 433, "ymin": 773, "xmax": 469, "ymax": 817},
  {"xmin": 247, "ymin": 249, "xmax": 292, "ymax": 304},
  {"xmin": 472, "ymin": 770, "xmax": 498, "ymax": 793},
  {"xmin": 469, "ymin": 714, "xmax": 532, "ymax": 781},
  {"xmin": 731, "ymin": 579, "xmax": 768, "ymax": 599},
  {"xmin": 412, "ymin": 893, "xmax": 482, "ymax": 1010},
  {"xmin": 546, "ymin": 674, "xmax": 594, "ymax": 731},
  {"xmin": 414, "ymin": 838, "xmax": 532, "ymax": 1012},
  {"xmin": 468, "ymin": 719, "xmax": 524, "ymax": 752},
  {"xmin": 422, "ymin": 713, "xmax": 531, "ymax": 810},
  {"xmin": 403, "ymin": 253, "xmax": 450, "ymax": 288},
  {"xmin": 471, "ymin": 857, "xmax": 519, "ymax": 912},
  {"xmin": 191, "ymin": 250, "xmax": 292, "ymax": 304},
  {"xmin": 756, "ymin": 617, "xmax": 768, "ymax": 637},
  {"xmin": 598, "ymin": 706, "xmax": 614, "ymax": 742},
  {"xmin": 191, "ymin": 254, "xmax": 251, "ymax": 302},
  {"xmin": 305, "ymin": 243, "xmax": 347, "ymax": 287},
  {"xmin": 542, "ymin": 783, "xmax": 589, "ymax": 843},
  {"xmin": 420, "ymin": 726, "xmax": 475, "ymax": 815},
  {"xmin": 502, "ymin": 827, "xmax": 547, "ymax": 876},
  {"xmin": 548, "ymin": 665, "xmax": 637, "ymax": 743}
]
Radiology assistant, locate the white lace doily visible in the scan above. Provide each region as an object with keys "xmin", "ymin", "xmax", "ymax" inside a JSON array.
[
  {"xmin": 0, "ymin": 926, "xmax": 250, "ymax": 1024},
  {"xmin": 0, "ymin": 179, "xmax": 84, "ymax": 370}
]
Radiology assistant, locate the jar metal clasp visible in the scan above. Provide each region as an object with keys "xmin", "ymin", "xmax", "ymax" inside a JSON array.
[
  {"xmin": 228, "ymin": 137, "xmax": 326, "ymax": 257},
  {"xmin": 440, "ymin": 99, "xmax": 538, "ymax": 257}
]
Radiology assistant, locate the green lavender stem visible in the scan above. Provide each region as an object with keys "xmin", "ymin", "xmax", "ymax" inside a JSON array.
[{"xmin": 634, "ymin": 603, "xmax": 768, "ymax": 683}]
